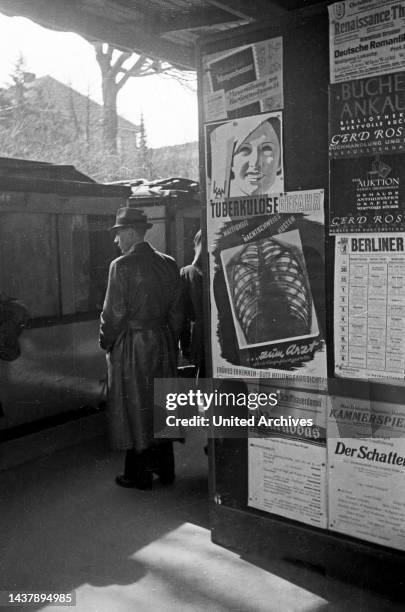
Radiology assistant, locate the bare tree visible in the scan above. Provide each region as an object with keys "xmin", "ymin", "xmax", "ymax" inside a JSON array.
[{"xmin": 93, "ymin": 43, "xmax": 195, "ymax": 154}]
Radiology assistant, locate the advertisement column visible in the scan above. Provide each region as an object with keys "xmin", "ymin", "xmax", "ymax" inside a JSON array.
[
  {"xmin": 202, "ymin": 34, "xmax": 329, "ymax": 530},
  {"xmin": 203, "ymin": 38, "xmax": 328, "ymax": 387}
]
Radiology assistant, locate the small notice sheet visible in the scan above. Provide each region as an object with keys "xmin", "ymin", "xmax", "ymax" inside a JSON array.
[
  {"xmin": 334, "ymin": 233, "xmax": 405, "ymax": 382},
  {"xmin": 328, "ymin": 395, "xmax": 405, "ymax": 551},
  {"xmin": 248, "ymin": 387, "xmax": 327, "ymax": 528}
]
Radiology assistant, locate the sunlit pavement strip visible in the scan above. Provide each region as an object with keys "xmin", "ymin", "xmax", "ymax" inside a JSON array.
[{"xmin": 38, "ymin": 523, "xmax": 401, "ymax": 612}]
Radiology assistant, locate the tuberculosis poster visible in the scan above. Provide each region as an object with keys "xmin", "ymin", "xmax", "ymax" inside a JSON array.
[
  {"xmin": 334, "ymin": 233, "xmax": 405, "ymax": 382},
  {"xmin": 202, "ymin": 37, "xmax": 283, "ymax": 122},
  {"xmin": 329, "ymin": 0, "xmax": 405, "ymax": 83},
  {"xmin": 328, "ymin": 395, "xmax": 405, "ymax": 551},
  {"xmin": 206, "ymin": 183, "xmax": 327, "ymax": 386},
  {"xmin": 248, "ymin": 386, "xmax": 327, "ymax": 528}
]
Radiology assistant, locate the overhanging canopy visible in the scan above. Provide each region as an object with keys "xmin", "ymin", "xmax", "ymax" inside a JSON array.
[{"xmin": 0, "ymin": 0, "xmax": 326, "ymax": 69}]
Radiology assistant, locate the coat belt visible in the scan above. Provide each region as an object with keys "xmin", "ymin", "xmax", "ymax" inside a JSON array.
[{"xmin": 127, "ymin": 317, "xmax": 168, "ymax": 330}]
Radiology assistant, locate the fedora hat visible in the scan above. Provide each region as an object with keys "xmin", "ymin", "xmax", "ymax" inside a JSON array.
[{"xmin": 110, "ymin": 207, "xmax": 153, "ymax": 231}]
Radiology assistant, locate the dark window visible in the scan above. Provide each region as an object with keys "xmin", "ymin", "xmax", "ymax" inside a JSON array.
[
  {"xmin": 0, "ymin": 213, "xmax": 59, "ymax": 318},
  {"xmin": 0, "ymin": 212, "xmax": 116, "ymax": 321}
]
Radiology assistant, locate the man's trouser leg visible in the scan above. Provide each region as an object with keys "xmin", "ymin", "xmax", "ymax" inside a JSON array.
[
  {"xmin": 154, "ymin": 441, "xmax": 175, "ymax": 485},
  {"xmin": 121, "ymin": 448, "xmax": 153, "ymax": 489}
]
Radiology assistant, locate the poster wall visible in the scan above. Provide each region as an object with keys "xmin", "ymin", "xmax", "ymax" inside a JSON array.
[
  {"xmin": 328, "ymin": 395, "xmax": 405, "ymax": 551},
  {"xmin": 206, "ymin": 186, "xmax": 327, "ymax": 386},
  {"xmin": 329, "ymin": 0, "xmax": 405, "ymax": 83},
  {"xmin": 202, "ymin": 38, "xmax": 283, "ymax": 122},
  {"xmin": 248, "ymin": 386, "xmax": 327, "ymax": 528},
  {"xmin": 334, "ymin": 233, "xmax": 405, "ymax": 382}
]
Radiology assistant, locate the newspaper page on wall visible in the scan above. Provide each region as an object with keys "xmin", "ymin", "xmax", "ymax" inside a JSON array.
[
  {"xmin": 329, "ymin": 0, "xmax": 405, "ymax": 84},
  {"xmin": 202, "ymin": 38, "xmax": 283, "ymax": 123},
  {"xmin": 334, "ymin": 233, "xmax": 405, "ymax": 382},
  {"xmin": 248, "ymin": 386, "xmax": 327, "ymax": 528},
  {"xmin": 328, "ymin": 394, "xmax": 405, "ymax": 551},
  {"xmin": 205, "ymin": 112, "xmax": 327, "ymax": 385}
]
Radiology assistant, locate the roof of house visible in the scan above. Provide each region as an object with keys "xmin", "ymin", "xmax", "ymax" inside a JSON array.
[{"xmin": 25, "ymin": 75, "xmax": 140, "ymax": 137}]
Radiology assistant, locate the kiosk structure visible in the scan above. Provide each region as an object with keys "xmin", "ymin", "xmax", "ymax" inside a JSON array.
[{"xmin": 197, "ymin": 3, "xmax": 405, "ymax": 601}]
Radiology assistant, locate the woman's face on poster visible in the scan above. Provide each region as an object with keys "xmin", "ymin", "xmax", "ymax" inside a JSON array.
[{"xmin": 232, "ymin": 121, "xmax": 280, "ymax": 196}]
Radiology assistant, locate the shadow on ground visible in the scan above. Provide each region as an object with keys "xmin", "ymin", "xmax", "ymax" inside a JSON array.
[{"xmin": 1, "ymin": 430, "xmax": 403, "ymax": 611}]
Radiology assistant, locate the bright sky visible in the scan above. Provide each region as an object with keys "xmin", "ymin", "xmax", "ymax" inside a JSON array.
[{"xmin": 0, "ymin": 13, "xmax": 198, "ymax": 148}]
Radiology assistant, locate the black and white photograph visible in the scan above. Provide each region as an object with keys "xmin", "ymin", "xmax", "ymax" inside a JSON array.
[{"xmin": 1, "ymin": 0, "xmax": 405, "ymax": 610}]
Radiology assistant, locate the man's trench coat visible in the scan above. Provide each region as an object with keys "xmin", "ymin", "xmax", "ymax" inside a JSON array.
[{"xmin": 99, "ymin": 241, "xmax": 183, "ymax": 452}]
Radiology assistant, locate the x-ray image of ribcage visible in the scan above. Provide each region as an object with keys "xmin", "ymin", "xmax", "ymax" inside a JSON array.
[{"xmin": 227, "ymin": 238, "xmax": 312, "ymax": 344}]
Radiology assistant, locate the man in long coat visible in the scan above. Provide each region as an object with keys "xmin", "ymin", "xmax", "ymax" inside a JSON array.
[{"xmin": 99, "ymin": 206, "xmax": 183, "ymax": 489}]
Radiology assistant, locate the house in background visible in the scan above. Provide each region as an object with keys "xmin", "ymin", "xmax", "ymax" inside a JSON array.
[{"xmin": 0, "ymin": 75, "xmax": 198, "ymax": 181}]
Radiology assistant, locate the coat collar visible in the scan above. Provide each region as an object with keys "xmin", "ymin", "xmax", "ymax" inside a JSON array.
[{"xmin": 128, "ymin": 241, "xmax": 154, "ymax": 255}]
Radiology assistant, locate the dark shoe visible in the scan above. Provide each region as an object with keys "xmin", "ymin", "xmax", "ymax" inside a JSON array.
[
  {"xmin": 115, "ymin": 473, "xmax": 153, "ymax": 490},
  {"xmin": 122, "ymin": 448, "xmax": 153, "ymax": 490},
  {"xmin": 115, "ymin": 474, "xmax": 137, "ymax": 488}
]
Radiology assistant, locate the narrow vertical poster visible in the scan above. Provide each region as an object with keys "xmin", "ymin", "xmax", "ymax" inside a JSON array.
[
  {"xmin": 206, "ymin": 171, "xmax": 327, "ymax": 386},
  {"xmin": 334, "ymin": 233, "xmax": 405, "ymax": 382},
  {"xmin": 248, "ymin": 386, "xmax": 328, "ymax": 528}
]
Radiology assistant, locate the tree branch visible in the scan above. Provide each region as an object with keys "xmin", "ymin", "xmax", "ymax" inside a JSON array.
[
  {"xmin": 116, "ymin": 55, "xmax": 153, "ymax": 90},
  {"xmin": 109, "ymin": 50, "xmax": 132, "ymax": 78}
]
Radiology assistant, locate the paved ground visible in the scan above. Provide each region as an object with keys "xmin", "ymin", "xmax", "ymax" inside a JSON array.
[{"xmin": 0, "ymin": 432, "xmax": 403, "ymax": 611}]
